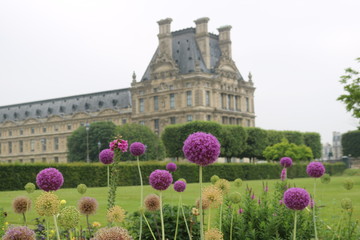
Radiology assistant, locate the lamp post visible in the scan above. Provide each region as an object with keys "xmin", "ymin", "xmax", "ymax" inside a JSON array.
[
  {"xmin": 97, "ymin": 141, "xmax": 101, "ymax": 156},
  {"xmin": 85, "ymin": 123, "xmax": 90, "ymax": 163}
]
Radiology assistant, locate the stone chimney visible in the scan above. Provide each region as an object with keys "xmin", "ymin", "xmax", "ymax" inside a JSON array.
[
  {"xmin": 194, "ymin": 17, "xmax": 211, "ymax": 69},
  {"xmin": 157, "ymin": 18, "xmax": 173, "ymax": 59},
  {"xmin": 217, "ymin": 25, "xmax": 232, "ymax": 59}
]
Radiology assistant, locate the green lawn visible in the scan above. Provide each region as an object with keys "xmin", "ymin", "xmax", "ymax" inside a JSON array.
[{"xmin": 1, "ymin": 176, "xmax": 359, "ymax": 228}]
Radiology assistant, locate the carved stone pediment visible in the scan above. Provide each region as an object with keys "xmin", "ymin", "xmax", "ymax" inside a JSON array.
[
  {"xmin": 1, "ymin": 120, "xmax": 17, "ymax": 127},
  {"xmin": 23, "ymin": 118, "xmax": 40, "ymax": 125},
  {"xmin": 46, "ymin": 115, "xmax": 64, "ymax": 122},
  {"xmin": 215, "ymin": 54, "xmax": 239, "ymax": 79},
  {"xmin": 97, "ymin": 109, "xmax": 119, "ymax": 116},
  {"xmin": 72, "ymin": 112, "xmax": 90, "ymax": 119}
]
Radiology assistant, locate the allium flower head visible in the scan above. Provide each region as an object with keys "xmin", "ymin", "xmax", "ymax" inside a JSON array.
[
  {"xmin": 177, "ymin": 178, "xmax": 187, "ymax": 183},
  {"xmin": 233, "ymin": 178, "xmax": 243, "ymax": 188},
  {"xmin": 306, "ymin": 162, "xmax": 325, "ymax": 178},
  {"xmin": 93, "ymin": 226, "xmax": 132, "ymax": 240},
  {"xmin": 281, "ymin": 168, "xmax": 287, "ymax": 181},
  {"xmin": 36, "ymin": 168, "xmax": 64, "ymax": 192},
  {"xmin": 109, "ymin": 139, "xmax": 128, "ymax": 152},
  {"xmin": 280, "ymin": 157, "xmax": 293, "ymax": 168},
  {"xmin": 99, "ymin": 149, "xmax": 114, "ymax": 164},
  {"xmin": 130, "ymin": 142, "xmax": 146, "ymax": 156},
  {"xmin": 283, "ymin": 187, "xmax": 310, "ymax": 210},
  {"xmin": 192, "ymin": 207, "xmax": 199, "ymax": 216},
  {"xmin": 35, "ymin": 192, "xmax": 60, "ymax": 216},
  {"xmin": 320, "ymin": 173, "xmax": 331, "ymax": 184},
  {"xmin": 202, "ymin": 185, "xmax": 223, "ymax": 208},
  {"xmin": 78, "ymin": 197, "xmax": 98, "ymax": 215},
  {"xmin": 173, "ymin": 180, "xmax": 186, "ymax": 192},
  {"xmin": 3, "ymin": 226, "xmax": 36, "ymax": 240},
  {"xmin": 238, "ymin": 208, "xmax": 244, "ymax": 214},
  {"xmin": 58, "ymin": 206, "xmax": 80, "ymax": 230},
  {"xmin": 215, "ymin": 179, "xmax": 230, "ymax": 195},
  {"xmin": 210, "ymin": 175, "xmax": 220, "ymax": 185},
  {"xmin": 196, "ymin": 198, "xmax": 210, "ymax": 210},
  {"xmin": 183, "ymin": 132, "xmax": 221, "ymax": 166},
  {"xmin": 166, "ymin": 162, "xmax": 177, "ymax": 172},
  {"xmin": 107, "ymin": 205, "xmax": 126, "ymax": 223},
  {"xmin": 77, "ymin": 184, "xmax": 87, "ymax": 195},
  {"xmin": 24, "ymin": 182, "xmax": 36, "ymax": 193},
  {"xmin": 205, "ymin": 228, "xmax": 224, "ymax": 240},
  {"xmin": 12, "ymin": 196, "xmax": 31, "ymax": 214},
  {"xmin": 144, "ymin": 194, "xmax": 160, "ymax": 211},
  {"xmin": 229, "ymin": 192, "xmax": 241, "ymax": 204},
  {"xmin": 343, "ymin": 178, "xmax": 354, "ymax": 190},
  {"xmin": 149, "ymin": 169, "xmax": 173, "ymax": 191},
  {"xmin": 341, "ymin": 198, "xmax": 352, "ymax": 210}
]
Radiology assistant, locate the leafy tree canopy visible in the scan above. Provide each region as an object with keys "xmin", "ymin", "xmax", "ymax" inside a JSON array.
[{"xmin": 263, "ymin": 139, "xmax": 313, "ymax": 161}]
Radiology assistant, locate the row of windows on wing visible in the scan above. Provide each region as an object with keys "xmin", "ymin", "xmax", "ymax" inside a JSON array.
[
  {"xmin": 0, "ymin": 124, "xmax": 73, "ymax": 138},
  {"xmin": 3, "ymin": 157, "xmax": 60, "ymax": 164},
  {"xmin": 1, "ymin": 100, "xmax": 120, "ymax": 120},
  {"xmin": 0, "ymin": 137, "xmax": 60, "ymax": 155}
]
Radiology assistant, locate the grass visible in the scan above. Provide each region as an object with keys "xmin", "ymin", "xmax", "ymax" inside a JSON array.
[{"xmin": 1, "ymin": 176, "xmax": 359, "ymax": 228}]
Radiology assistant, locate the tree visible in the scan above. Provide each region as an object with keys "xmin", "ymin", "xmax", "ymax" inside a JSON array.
[
  {"xmin": 263, "ymin": 139, "xmax": 313, "ymax": 161},
  {"xmin": 266, "ymin": 130, "xmax": 285, "ymax": 146},
  {"xmin": 67, "ymin": 121, "xmax": 117, "ymax": 162},
  {"xmin": 337, "ymin": 57, "xmax": 360, "ymax": 123},
  {"xmin": 342, "ymin": 130, "xmax": 360, "ymax": 157},
  {"xmin": 116, "ymin": 123, "xmax": 166, "ymax": 161},
  {"xmin": 220, "ymin": 125, "xmax": 248, "ymax": 161},
  {"xmin": 282, "ymin": 131, "xmax": 304, "ymax": 145},
  {"xmin": 303, "ymin": 132, "xmax": 322, "ymax": 159},
  {"xmin": 240, "ymin": 127, "xmax": 269, "ymax": 161}
]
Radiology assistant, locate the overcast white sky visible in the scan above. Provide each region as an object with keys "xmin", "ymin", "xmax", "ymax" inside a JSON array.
[{"xmin": 0, "ymin": 0, "xmax": 359, "ymax": 144}]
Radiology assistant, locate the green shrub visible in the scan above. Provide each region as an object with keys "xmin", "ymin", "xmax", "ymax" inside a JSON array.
[
  {"xmin": 0, "ymin": 162, "xmax": 346, "ymax": 191},
  {"xmin": 342, "ymin": 130, "xmax": 360, "ymax": 157},
  {"xmin": 343, "ymin": 168, "xmax": 360, "ymax": 176}
]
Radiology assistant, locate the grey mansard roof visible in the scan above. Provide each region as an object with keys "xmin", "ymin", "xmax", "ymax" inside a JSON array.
[
  {"xmin": 0, "ymin": 88, "xmax": 131, "ymax": 123},
  {"xmin": 141, "ymin": 28, "xmax": 244, "ymax": 81}
]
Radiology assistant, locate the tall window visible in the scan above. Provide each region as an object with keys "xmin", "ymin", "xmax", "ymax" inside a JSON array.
[
  {"xmin": 186, "ymin": 91, "xmax": 192, "ymax": 106},
  {"xmin": 235, "ymin": 96, "xmax": 240, "ymax": 111},
  {"xmin": 30, "ymin": 140, "xmax": 35, "ymax": 152},
  {"xmin": 154, "ymin": 119, "xmax": 159, "ymax": 130},
  {"xmin": 207, "ymin": 115, "xmax": 211, "ymax": 121},
  {"xmin": 19, "ymin": 141, "xmax": 23, "ymax": 153},
  {"xmin": 170, "ymin": 94, "xmax": 175, "ymax": 109},
  {"xmin": 31, "ymin": 128, "xmax": 35, "ymax": 134},
  {"xmin": 187, "ymin": 115, "xmax": 193, "ymax": 122},
  {"xmin": 206, "ymin": 91, "xmax": 210, "ymax": 106},
  {"xmin": 41, "ymin": 138, "xmax": 47, "ymax": 151},
  {"xmin": 54, "ymin": 137, "xmax": 59, "ymax": 150},
  {"xmin": 247, "ymin": 119, "xmax": 251, "ymax": 127},
  {"xmin": 154, "ymin": 96, "xmax": 159, "ymax": 111},
  {"xmin": 20, "ymin": 129, "xmax": 23, "ymax": 135},
  {"xmin": 246, "ymin": 97, "xmax": 250, "ymax": 112},
  {"xmin": 9, "ymin": 130, "xmax": 12, "ymax": 137},
  {"xmin": 139, "ymin": 98, "xmax": 144, "ymax": 112},
  {"xmin": 8, "ymin": 142, "xmax": 12, "ymax": 153},
  {"xmin": 54, "ymin": 157, "xmax": 59, "ymax": 163},
  {"xmin": 227, "ymin": 95, "xmax": 231, "ymax": 109},
  {"xmin": 170, "ymin": 117, "xmax": 176, "ymax": 124},
  {"xmin": 43, "ymin": 127, "xmax": 46, "ymax": 133},
  {"xmin": 139, "ymin": 121, "xmax": 145, "ymax": 125}
]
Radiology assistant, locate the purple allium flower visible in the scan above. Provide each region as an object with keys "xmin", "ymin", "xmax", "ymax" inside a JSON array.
[
  {"xmin": 258, "ymin": 198, "xmax": 261, "ymax": 205},
  {"xmin": 251, "ymin": 194, "xmax": 255, "ymax": 200},
  {"xmin": 280, "ymin": 157, "xmax": 293, "ymax": 168},
  {"xmin": 264, "ymin": 186, "xmax": 269, "ymax": 192},
  {"xmin": 36, "ymin": 168, "xmax": 64, "ymax": 192},
  {"xmin": 149, "ymin": 169, "xmax": 173, "ymax": 191},
  {"xmin": 173, "ymin": 180, "xmax": 186, "ymax": 192},
  {"xmin": 238, "ymin": 208, "xmax": 244, "ymax": 214},
  {"xmin": 3, "ymin": 226, "xmax": 36, "ymax": 240},
  {"xmin": 166, "ymin": 162, "xmax": 177, "ymax": 172},
  {"xmin": 279, "ymin": 199, "xmax": 284, "ymax": 205},
  {"xmin": 283, "ymin": 188, "xmax": 310, "ymax": 210},
  {"xmin": 281, "ymin": 168, "xmax": 287, "ymax": 181},
  {"xmin": 99, "ymin": 149, "xmax": 114, "ymax": 164},
  {"xmin": 306, "ymin": 162, "xmax": 325, "ymax": 178},
  {"xmin": 109, "ymin": 139, "xmax": 128, "ymax": 152},
  {"xmin": 182, "ymin": 132, "xmax": 221, "ymax": 166},
  {"xmin": 130, "ymin": 142, "xmax": 146, "ymax": 156}
]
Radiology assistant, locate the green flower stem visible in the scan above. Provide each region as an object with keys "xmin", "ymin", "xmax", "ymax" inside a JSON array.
[
  {"xmin": 219, "ymin": 202, "xmax": 223, "ymax": 231},
  {"xmin": 46, "ymin": 217, "xmax": 50, "ymax": 240},
  {"xmin": 230, "ymin": 207, "xmax": 235, "ymax": 240},
  {"xmin": 199, "ymin": 166, "xmax": 204, "ymax": 240},
  {"xmin": 313, "ymin": 178, "xmax": 318, "ymax": 240},
  {"xmin": 107, "ymin": 165, "xmax": 110, "ymax": 188},
  {"xmin": 142, "ymin": 212, "xmax": 157, "ymax": 240},
  {"xmin": 53, "ymin": 214, "xmax": 60, "ymax": 240},
  {"xmin": 86, "ymin": 214, "xmax": 91, "ymax": 238},
  {"xmin": 293, "ymin": 211, "xmax": 297, "ymax": 240},
  {"xmin": 136, "ymin": 156, "xmax": 144, "ymax": 240},
  {"xmin": 22, "ymin": 212, "xmax": 27, "ymax": 226},
  {"xmin": 174, "ymin": 195, "xmax": 181, "ymax": 240},
  {"xmin": 159, "ymin": 191, "xmax": 165, "ymax": 240},
  {"xmin": 180, "ymin": 195, "xmax": 192, "ymax": 240}
]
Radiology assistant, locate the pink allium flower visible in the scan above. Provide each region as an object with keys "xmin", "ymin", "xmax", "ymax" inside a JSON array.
[
  {"xmin": 238, "ymin": 208, "xmax": 244, "ymax": 214},
  {"xmin": 283, "ymin": 188, "xmax": 310, "ymax": 210},
  {"xmin": 3, "ymin": 226, "xmax": 35, "ymax": 240},
  {"xmin": 251, "ymin": 194, "xmax": 255, "ymax": 200},
  {"xmin": 129, "ymin": 142, "xmax": 146, "ymax": 156},
  {"xmin": 182, "ymin": 132, "xmax": 221, "ymax": 166},
  {"xmin": 36, "ymin": 168, "xmax": 64, "ymax": 192},
  {"xmin": 306, "ymin": 162, "xmax": 325, "ymax": 178},
  {"xmin": 173, "ymin": 180, "xmax": 186, "ymax": 192},
  {"xmin": 166, "ymin": 162, "xmax": 177, "ymax": 172},
  {"xmin": 109, "ymin": 139, "xmax": 128, "ymax": 152},
  {"xmin": 99, "ymin": 149, "xmax": 114, "ymax": 164},
  {"xmin": 281, "ymin": 168, "xmax": 287, "ymax": 181},
  {"xmin": 280, "ymin": 157, "xmax": 293, "ymax": 168},
  {"xmin": 279, "ymin": 199, "xmax": 284, "ymax": 205},
  {"xmin": 149, "ymin": 170, "xmax": 173, "ymax": 191}
]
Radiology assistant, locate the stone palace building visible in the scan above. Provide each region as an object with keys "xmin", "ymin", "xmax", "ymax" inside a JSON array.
[{"xmin": 0, "ymin": 17, "xmax": 255, "ymax": 163}]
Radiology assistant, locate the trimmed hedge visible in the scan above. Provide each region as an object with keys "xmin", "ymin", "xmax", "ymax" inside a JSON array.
[{"xmin": 0, "ymin": 162, "xmax": 346, "ymax": 191}]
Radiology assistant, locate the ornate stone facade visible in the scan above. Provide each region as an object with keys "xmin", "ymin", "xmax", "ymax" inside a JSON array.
[{"xmin": 0, "ymin": 17, "xmax": 255, "ymax": 163}]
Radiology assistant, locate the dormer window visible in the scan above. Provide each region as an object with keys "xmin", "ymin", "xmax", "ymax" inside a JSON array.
[
  {"xmin": 98, "ymin": 101, "xmax": 104, "ymax": 107},
  {"xmin": 59, "ymin": 106, "xmax": 65, "ymax": 113},
  {"xmin": 47, "ymin": 108, "xmax": 53, "ymax": 114},
  {"xmin": 36, "ymin": 110, "xmax": 41, "ymax": 116},
  {"xmin": 85, "ymin": 103, "xmax": 90, "ymax": 110}
]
